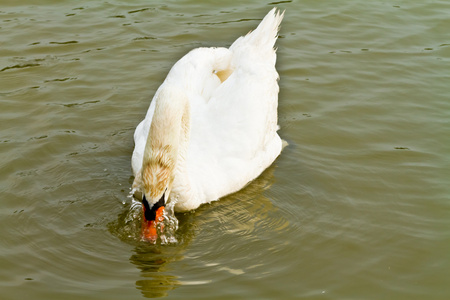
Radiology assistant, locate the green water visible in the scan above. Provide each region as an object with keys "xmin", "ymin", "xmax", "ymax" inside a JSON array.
[{"xmin": 1, "ymin": 1, "xmax": 449, "ymax": 299}]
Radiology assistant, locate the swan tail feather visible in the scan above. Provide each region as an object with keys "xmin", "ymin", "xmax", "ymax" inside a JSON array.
[{"xmin": 230, "ymin": 8, "xmax": 284, "ymax": 53}]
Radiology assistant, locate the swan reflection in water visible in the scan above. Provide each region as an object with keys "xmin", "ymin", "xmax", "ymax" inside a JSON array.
[
  {"xmin": 122, "ymin": 213, "xmax": 192, "ymax": 297},
  {"xmin": 111, "ymin": 203, "xmax": 195, "ymax": 298},
  {"xmin": 130, "ymin": 244, "xmax": 184, "ymax": 298}
]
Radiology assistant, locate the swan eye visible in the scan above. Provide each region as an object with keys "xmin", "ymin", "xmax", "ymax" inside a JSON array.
[{"xmin": 156, "ymin": 192, "xmax": 165, "ymax": 208}]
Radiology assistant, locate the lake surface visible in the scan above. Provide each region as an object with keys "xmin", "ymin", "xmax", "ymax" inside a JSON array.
[{"xmin": 1, "ymin": 0, "xmax": 449, "ymax": 299}]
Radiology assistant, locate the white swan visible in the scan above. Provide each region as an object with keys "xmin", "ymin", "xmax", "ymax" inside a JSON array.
[{"xmin": 131, "ymin": 8, "xmax": 284, "ymax": 240}]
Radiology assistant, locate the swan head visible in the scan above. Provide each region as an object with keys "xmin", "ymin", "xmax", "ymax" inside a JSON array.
[{"xmin": 140, "ymin": 144, "xmax": 176, "ymax": 241}]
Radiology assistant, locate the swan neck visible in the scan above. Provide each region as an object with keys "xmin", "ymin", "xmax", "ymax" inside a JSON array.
[{"xmin": 141, "ymin": 85, "xmax": 190, "ymax": 202}]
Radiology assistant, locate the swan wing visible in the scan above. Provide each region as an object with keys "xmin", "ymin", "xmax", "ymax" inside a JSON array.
[{"xmin": 187, "ymin": 9, "xmax": 284, "ymax": 203}]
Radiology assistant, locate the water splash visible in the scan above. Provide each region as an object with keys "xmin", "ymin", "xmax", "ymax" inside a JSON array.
[
  {"xmin": 126, "ymin": 188, "xmax": 179, "ymax": 245},
  {"xmin": 158, "ymin": 200, "xmax": 179, "ymax": 244}
]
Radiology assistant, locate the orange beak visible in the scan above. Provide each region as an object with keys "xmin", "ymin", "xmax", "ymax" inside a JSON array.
[{"xmin": 141, "ymin": 205, "xmax": 165, "ymax": 241}]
